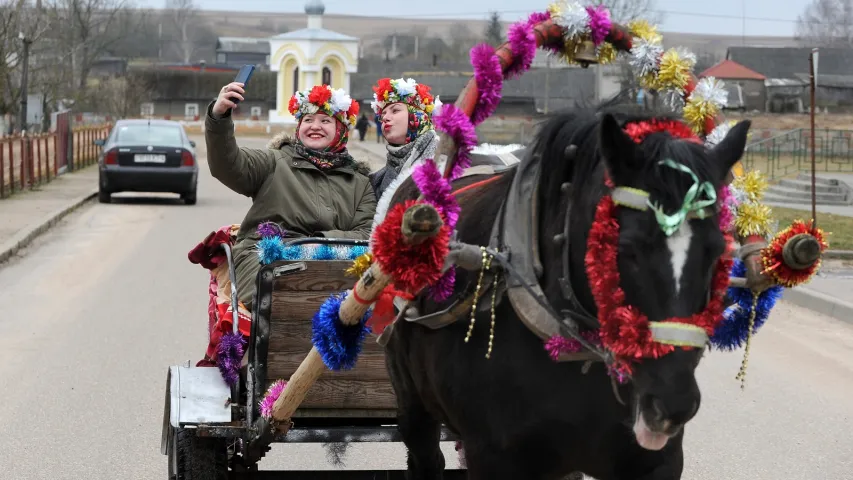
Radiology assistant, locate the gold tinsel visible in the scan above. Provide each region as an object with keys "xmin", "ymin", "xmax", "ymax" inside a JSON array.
[
  {"xmin": 640, "ymin": 72, "xmax": 662, "ymax": 91},
  {"xmin": 682, "ymin": 98, "xmax": 719, "ymax": 135},
  {"xmin": 627, "ymin": 19, "xmax": 662, "ymax": 44},
  {"xmin": 345, "ymin": 252, "xmax": 373, "ymax": 277},
  {"xmin": 733, "ymin": 170, "xmax": 769, "ymax": 202},
  {"xmin": 559, "ymin": 36, "xmax": 582, "ymax": 64},
  {"xmin": 734, "ymin": 202, "xmax": 773, "ymax": 238},
  {"xmin": 597, "ymin": 42, "xmax": 618, "ymax": 65},
  {"xmin": 656, "ymin": 48, "xmax": 693, "ymax": 92}
]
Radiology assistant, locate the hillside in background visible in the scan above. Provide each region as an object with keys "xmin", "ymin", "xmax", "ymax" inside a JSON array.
[{"xmin": 196, "ymin": 10, "xmax": 802, "ymax": 61}]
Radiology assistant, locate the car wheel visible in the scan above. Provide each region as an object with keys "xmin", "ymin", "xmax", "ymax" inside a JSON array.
[
  {"xmin": 181, "ymin": 190, "xmax": 197, "ymax": 205},
  {"xmin": 98, "ymin": 189, "xmax": 111, "ymax": 204}
]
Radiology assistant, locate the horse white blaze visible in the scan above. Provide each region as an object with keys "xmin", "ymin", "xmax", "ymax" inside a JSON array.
[{"xmin": 666, "ymin": 223, "xmax": 693, "ymax": 296}]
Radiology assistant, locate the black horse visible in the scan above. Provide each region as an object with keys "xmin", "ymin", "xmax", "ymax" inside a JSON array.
[{"xmin": 383, "ymin": 105, "xmax": 750, "ymax": 479}]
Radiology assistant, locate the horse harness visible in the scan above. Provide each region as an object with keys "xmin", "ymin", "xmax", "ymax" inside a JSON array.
[{"xmin": 377, "ymin": 145, "xmax": 718, "ymax": 396}]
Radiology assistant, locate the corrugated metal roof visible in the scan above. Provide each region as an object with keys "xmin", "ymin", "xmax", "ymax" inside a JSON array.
[
  {"xmin": 699, "ymin": 59, "xmax": 766, "ymax": 80},
  {"xmin": 216, "ymin": 37, "xmax": 271, "ymax": 54},
  {"xmin": 727, "ymin": 46, "xmax": 853, "ymax": 80}
]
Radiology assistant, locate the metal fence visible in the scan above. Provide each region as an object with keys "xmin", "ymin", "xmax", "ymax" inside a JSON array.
[{"xmin": 743, "ymin": 128, "xmax": 853, "ymax": 182}]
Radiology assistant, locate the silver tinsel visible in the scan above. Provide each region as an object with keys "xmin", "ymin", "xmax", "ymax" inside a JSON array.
[
  {"xmin": 629, "ymin": 38, "xmax": 663, "ymax": 78},
  {"xmin": 672, "ymin": 46, "xmax": 697, "ymax": 70},
  {"xmin": 551, "ymin": 1, "xmax": 589, "ymax": 39},
  {"xmin": 704, "ymin": 122, "xmax": 732, "ymax": 148},
  {"xmin": 693, "ymin": 77, "xmax": 729, "ymax": 108},
  {"xmin": 662, "ymin": 89, "xmax": 686, "ymax": 112}
]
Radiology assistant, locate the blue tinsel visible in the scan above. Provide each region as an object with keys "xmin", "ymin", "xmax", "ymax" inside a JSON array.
[
  {"xmin": 312, "ymin": 292, "xmax": 372, "ymax": 371},
  {"xmin": 256, "ymin": 235, "xmax": 369, "ymax": 265},
  {"xmin": 710, "ymin": 258, "xmax": 784, "ymax": 351}
]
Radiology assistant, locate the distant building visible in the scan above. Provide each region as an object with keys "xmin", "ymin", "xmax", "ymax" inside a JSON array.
[
  {"xmin": 699, "ymin": 59, "xmax": 766, "ymax": 111},
  {"xmin": 215, "ymin": 37, "xmax": 271, "ymax": 69},
  {"xmin": 726, "ymin": 46, "xmax": 853, "ymax": 113}
]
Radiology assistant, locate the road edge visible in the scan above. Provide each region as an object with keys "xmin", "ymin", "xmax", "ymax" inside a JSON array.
[
  {"xmin": 781, "ymin": 286, "xmax": 853, "ymax": 326},
  {"xmin": 0, "ymin": 188, "xmax": 99, "ymax": 265}
]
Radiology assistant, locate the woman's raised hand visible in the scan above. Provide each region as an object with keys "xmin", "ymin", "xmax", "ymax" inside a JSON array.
[{"xmin": 212, "ymin": 82, "xmax": 246, "ymax": 117}]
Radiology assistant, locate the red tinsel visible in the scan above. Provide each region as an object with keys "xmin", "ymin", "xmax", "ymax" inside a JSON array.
[
  {"xmin": 761, "ymin": 220, "xmax": 827, "ymax": 288},
  {"xmin": 372, "ymin": 199, "xmax": 451, "ymax": 294},
  {"xmin": 584, "ymin": 194, "xmax": 733, "ymax": 364},
  {"xmin": 623, "ymin": 119, "xmax": 702, "ymax": 145}
]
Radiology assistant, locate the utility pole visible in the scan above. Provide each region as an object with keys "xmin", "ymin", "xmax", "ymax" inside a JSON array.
[
  {"xmin": 809, "ymin": 48, "xmax": 819, "ymax": 226},
  {"xmin": 18, "ymin": 32, "xmax": 32, "ymax": 133}
]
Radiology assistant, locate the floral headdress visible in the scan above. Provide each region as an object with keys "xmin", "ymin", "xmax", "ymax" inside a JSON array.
[
  {"xmin": 370, "ymin": 77, "xmax": 443, "ymax": 118},
  {"xmin": 288, "ymin": 85, "xmax": 360, "ymax": 129}
]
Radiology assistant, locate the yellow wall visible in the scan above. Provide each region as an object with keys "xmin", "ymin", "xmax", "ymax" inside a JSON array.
[{"xmin": 280, "ymin": 56, "xmax": 301, "ymax": 115}]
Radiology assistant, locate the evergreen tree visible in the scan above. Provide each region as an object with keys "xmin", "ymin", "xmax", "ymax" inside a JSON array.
[{"xmin": 484, "ymin": 11, "xmax": 503, "ymax": 46}]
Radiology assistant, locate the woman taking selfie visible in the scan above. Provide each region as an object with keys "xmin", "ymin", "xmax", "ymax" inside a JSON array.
[
  {"xmin": 205, "ymin": 81, "xmax": 376, "ymax": 309},
  {"xmin": 368, "ymin": 77, "xmax": 442, "ymax": 227}
]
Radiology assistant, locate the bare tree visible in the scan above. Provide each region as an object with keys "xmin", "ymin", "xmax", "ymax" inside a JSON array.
[
  {"xmin": 163, "ymin": 0, "xmax": 203, "ymax": 63},
  {"xmin": 796, "ymin": 0, "xmax": 853, "ymax": 47},
  {"xmin": 97, "ymin": 72, "xmax": 153, "ymax": 117}
]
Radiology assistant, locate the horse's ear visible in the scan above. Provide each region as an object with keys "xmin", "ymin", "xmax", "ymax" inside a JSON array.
[
  {"xmin": 711, "ymin": 120, "xmax": 751, "ymax": 181},
  {"xmin": 599, "ymin": 113, "xmax": 639, "ymax": 182}
]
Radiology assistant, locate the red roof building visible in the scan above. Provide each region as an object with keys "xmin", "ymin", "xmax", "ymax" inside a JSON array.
[{"xmin": 699, "ymin": 60, "xmax": 766, "ymax": 80}]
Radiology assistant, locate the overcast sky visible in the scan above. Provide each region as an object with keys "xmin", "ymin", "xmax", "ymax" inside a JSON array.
[{"xmin": 194, "ymin": 0, "xmax": 814, "ymax": 37}]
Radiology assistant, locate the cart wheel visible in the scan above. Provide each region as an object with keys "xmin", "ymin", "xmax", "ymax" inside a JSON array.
[{"xmin": 169, "ymin": 427, "xmax": 228, "ymax": 480}]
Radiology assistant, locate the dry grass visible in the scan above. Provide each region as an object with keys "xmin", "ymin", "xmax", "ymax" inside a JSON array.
[{"xmin": 771, "ymin": 206, "xmax": 853, "ymax": 251}]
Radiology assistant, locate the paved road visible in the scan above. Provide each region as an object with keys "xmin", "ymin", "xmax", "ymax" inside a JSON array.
[{"xmin": 0, "ymin": 137, "xmax": 851, "ymax": 479}]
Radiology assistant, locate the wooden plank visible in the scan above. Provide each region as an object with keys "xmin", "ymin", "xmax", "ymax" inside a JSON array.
[
  {"xmin": 265, "ymin": 259, "xmax": 397, "ymax": 411},
  {"xmin": 291, "ymin": 408, "xmax": 398, "ymax": 419},
  {"xmin": 263, "ymin": 379, "xmax": 397, "ymax": 410},
  {"xmin": 272, "ymin": 260, "xmax": 354, "ymax": 292}
]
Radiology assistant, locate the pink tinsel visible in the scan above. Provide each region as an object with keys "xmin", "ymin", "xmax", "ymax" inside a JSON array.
[
  {"xmin": 585, "ymin": 5, "xmax": 612, "ymax": 46},
  {"xmin": 527, "ymin": 11, "xmax": 560, "ymax": 54},
  {"xmin": 259, "ymin": 379, "xmax": 288, "ymax": 419},
  {"xmin": 433, "ymin": 104, "xmax": 478, "ymax": 181},
  {"xmin": 470, "ymin": 44, "xmax": 504, "ymax": 126},
  {"xmin": 412, "ymin": 159, "xmax": 461, "ymax": 228},
  {"xmin": 544, "ymin": 330, "xmax": 601, "ymax": 361},
  {"xmin": 427, "ymin": 266, "xmax": 457, "ymax": 302},
  {"xmin": 718, "ymin": 185, "xmax": 735, "ymax": 232},
  {"xmin": 505, "ymin": 17, "xmax": 538, "ymax": 79}
]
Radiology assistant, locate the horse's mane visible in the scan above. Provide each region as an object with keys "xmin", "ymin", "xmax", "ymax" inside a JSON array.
[{"xmin": 528, "ymin": 96, "xmax": 718, "ymax": 219}]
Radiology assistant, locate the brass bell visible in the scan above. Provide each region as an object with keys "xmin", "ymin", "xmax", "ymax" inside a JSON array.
[{"xmin": 574, "ymin": 39, "xmax": 599, "ymax": 69}]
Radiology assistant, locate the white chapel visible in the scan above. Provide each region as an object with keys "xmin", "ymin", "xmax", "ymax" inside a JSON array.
[{"xmin": 268, "ymin": 0, "xmax": 360, "ymax": 124}]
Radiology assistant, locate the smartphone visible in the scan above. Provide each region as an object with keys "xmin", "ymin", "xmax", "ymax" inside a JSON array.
[{"xmin": 232, "ymin": 65, "xmax": 255, "ymax": 104}]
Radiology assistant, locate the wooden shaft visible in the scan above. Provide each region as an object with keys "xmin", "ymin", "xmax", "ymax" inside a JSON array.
[
  {"xmin": 269, "ymin": 203, "xmax": 444, "ymax": 428},
  {"xmin": 271, "ymin": 348, "xmax": 325, "ymax": 423}
]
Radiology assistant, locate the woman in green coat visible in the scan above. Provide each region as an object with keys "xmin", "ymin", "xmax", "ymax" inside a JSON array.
[{"xmin": 206, "ymin": 81, "xmax": 377, "ymax": 309}]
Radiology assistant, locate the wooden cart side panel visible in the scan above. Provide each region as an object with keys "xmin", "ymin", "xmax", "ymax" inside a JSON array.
[{"xmin": 266, "ymin": 260, "xmax": 397, "ymax": 411}]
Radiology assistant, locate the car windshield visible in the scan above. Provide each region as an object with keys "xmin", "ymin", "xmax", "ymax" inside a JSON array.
[{"xmin": 115, "ymin": 124, "xmax": 184, "ymax": 147}]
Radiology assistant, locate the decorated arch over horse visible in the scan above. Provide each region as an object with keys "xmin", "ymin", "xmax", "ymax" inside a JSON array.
[{"xmin": 253, "ymin": 1, "xmax": 830, "ymax": 431}]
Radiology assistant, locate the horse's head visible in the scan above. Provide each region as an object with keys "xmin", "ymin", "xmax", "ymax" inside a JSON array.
[{"xmin": 597, "ymin": 113, "xmax": 750, "ymax": 450}]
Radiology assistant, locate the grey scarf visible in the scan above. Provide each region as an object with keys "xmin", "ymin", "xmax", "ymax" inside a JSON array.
[{"xmin": 371, "ymin": 130, "xmax": 439, "ymax": 198}]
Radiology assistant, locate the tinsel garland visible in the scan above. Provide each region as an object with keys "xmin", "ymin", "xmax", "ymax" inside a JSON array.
[
  {"xmin": 216, "ymin": 332, "xmax": 246, "ymax": 387},
  {"xmin": 710, "ymin": 258, "xmax": 783, "ymax": 351},
  {"xmin": 731, "ymin": 170, "xmax": 773, "ymax": 239},
  {"xmin": 584, "ymin": 193, "xmax": 733, "ymax": 366},
  {"xmin": 544, "ymin": 330, "xmax": 601, "ymax": 361},
  {"xmin": 346, "ymin": 252, "xmax": 373, "ymax": 278},
  {"xmin": 372, "ymin": 199, "xmax": 451, "ymax": 293},
  {"xmin": 761, "ymin": 220, "xmax": 828, "ymax": 288},
  {"xmin": 259, "ymin": 379, "xmax": 288, "ymax": 419},
  {"xmin": 312, "ymin": 291, "xmax": 372, "ymax": 371},
  {"xmin": 470, "ymin": 44, "xmax": 504, "ymax": 126},
  {"xmin": 256, "ymin": 236, "xmax": 369, "ymax": 265},
  {"xmin": 433, "ymin": 104, "xmax": 478, "ymax": 181}
]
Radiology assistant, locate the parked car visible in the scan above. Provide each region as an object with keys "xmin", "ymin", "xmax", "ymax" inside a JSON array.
[{"xmin": 94, "ymin": 119, "xmax": 198, "ymax": 205}]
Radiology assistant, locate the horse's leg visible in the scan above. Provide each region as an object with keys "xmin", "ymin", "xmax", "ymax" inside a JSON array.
[
  {"xmin": 386, "ymin": 336, "xmax": 445, "ymax": 479},
  {"xmin": 463, "ymin": 446, "xmax": 546, "ymax": 480}
]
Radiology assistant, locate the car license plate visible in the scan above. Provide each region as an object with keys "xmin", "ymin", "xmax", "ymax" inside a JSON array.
[{"xmin": 135, "ymin": 154, "xmax": 166, "ymax": 163}]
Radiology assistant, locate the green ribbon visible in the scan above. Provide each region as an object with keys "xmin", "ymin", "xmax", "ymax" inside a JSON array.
[{"xmin": 647, "ymin": 159, "xmax": 717, "ymax": 236}]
